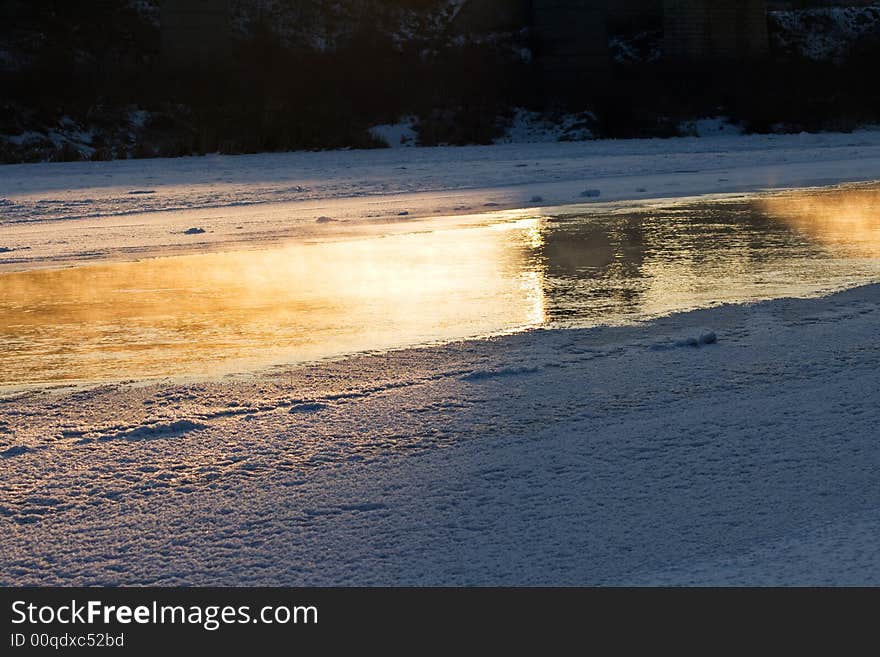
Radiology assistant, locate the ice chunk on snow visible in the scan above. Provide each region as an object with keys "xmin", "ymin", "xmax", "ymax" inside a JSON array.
[{"xmin": 674, "ymin": 331, "xmax": 719, "ymax": 348}]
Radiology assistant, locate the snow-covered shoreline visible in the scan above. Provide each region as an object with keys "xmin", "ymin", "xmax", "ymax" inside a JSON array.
[
  {"xmin": 3, "ymin": 130, "xmax": 880, "ymax": 271},
  {"xmin": 2, "ymin": 283, "xmax": 879, "ymax": 585},
  {"xmin": 2, "ymin": 132, "xmax": 880, "ymax": 585}
]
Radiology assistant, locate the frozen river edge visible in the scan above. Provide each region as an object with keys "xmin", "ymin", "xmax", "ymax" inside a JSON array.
[
  {"xmin": 2, "ymin": 283, "xmax": 879, "ymax": 585},
  {"xmin": 4, "ymin": 129, "xmax": 880, "ymax": 272}
]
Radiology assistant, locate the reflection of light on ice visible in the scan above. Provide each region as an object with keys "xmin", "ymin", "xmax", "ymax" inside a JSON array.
[
  {"xmin": 0, "ymin": 215, "xmax": 549, "ymax": 388},
  {"xmin": 487, "ymin": 216, "xmax": 548, "ymax": 329},
  {"xmin": 520, "ymin": 270, "xmax": 547, "ymax": 328},
  {"xmin": 3, "ymin": 184, "xmax": 879, "ymax": 390},
  {"xmin": 761, "ymin": 187, "xmax": 880, "ymax": 257},
  {"xmin": 521, "ymin": 218, "xmax": 547, "ymax": 250},
  {"xmin": 515, "ymin": 218, "xmax": 548, "ymax": 327}
]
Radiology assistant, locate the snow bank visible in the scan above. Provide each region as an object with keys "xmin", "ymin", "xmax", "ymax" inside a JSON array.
[
  {"xmin": 679, "ymin": 116, "xmax": 743, "ymax": 138},
  {"xmin": 369, "ymin": 117, "xmax": 418, "ymax": 148},
  {"xmin": 495, "ymin": 108, "xmax": 596, "ymax": 144}
]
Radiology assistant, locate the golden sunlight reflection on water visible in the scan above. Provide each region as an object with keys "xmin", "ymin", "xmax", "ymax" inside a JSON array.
[
  {"xmin": 760, "ymin": 187, "xmax": 880, "ymax": 257},
  {"xmin": 2, "ymin": 184, "xmax": 880, "ymax": 388},
  {"xmin": 0, "ymin": 219, "xmax": 545, "ymax": 387}
]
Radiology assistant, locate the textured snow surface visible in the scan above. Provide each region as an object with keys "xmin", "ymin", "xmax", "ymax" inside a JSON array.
[{"xmin": 2, "ymin": 285, "xmax": 879, "ymax": 586}]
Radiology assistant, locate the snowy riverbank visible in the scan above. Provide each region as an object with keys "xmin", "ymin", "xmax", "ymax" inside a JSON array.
[
  {"xmin": 3, "ymin": 129, "xmax": 880, "ymax": 271},
  {"xmin": 2, "ymin": 283, "xmax": 879, "ymax": 585},
  {"xmin": 2, "ymin": 132, "xmax": 880, "ymax": 585}
]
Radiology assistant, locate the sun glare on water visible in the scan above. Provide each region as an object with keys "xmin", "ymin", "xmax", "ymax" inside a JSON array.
[
  {"xmin": 2, "ymin": 185, "xmax": 880, "ymax": 389},
  {"xmin": 0, "ymin": 218, "xmax": 547, "ymax": 388}
]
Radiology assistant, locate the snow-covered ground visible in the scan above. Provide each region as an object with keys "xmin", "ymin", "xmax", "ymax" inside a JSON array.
[
  {"xmin": 494, "ymin": 108, "xmax": 597, "ymax": 144},
  {"xmin": 2, "ymin": 132, "xmax": 880, "ymax": 585},
  {"xmin": 2, "ymin": 284, "xmax": 879, "ymax": 585},
  {"xmin": 3, "ymin": 129, "xmax": 880, "ymax": 270}
]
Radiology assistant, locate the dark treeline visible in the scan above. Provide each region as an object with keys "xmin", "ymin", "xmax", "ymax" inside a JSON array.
[
  {"xmin": 1, "ymin": 0, "xmax": 879, "ymax": 162},
  {"xmin": 0, "ymin": 0, "xmax": 534, "ymax": 160},
  {"xmin": 597, "ymin": 41, "xmax": 880, "ymax": 139}
]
